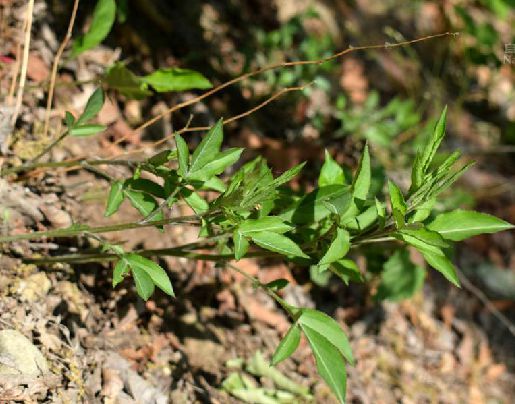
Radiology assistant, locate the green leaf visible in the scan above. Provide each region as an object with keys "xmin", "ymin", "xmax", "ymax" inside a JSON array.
[
  {"xmin": 352, "ymin": 143, "xmax": 370, "ymax": 201},
  {"xmin": 375, "ymin": 249, "xmax": 425, "ymax": 301},
  {"xmin": 105, "ymin": 180, "xmax": 125, "ymax": 216},
  {"xmin": 70, "ymin": 124, "xmax": 106, "ymax": 137},
  {"xmin": 375, "ymin": 198, "xmax": 385, "ymax": 228},
  {"xmin": 271, "ymin": 324, "xmax": 301, "ymax": 365},
  {"xmin": 250, "ymin": 231, "xmax": 309, "ymax": 259},
  {"xmin": 398, "ymin": 227, "xmax": 448, "ymax": 248},
  {"xmin": 126, "ymin": 178, "xmax": 165, "ymax": 199},
  {"xmin": 265, "ymin": 279, "xmax": 289, "ymax": 291},
  {"xmin": 64, "ymin": 111, "xmax": 75, "ymax": 128},
  {"xmin": 319, "ymin": 228, "xmax": 350, "ymax": 266},
  {"xmin": 181, "ymin": 187, "xmax": 209, "ymax": 214},
  {"xmin": 71, "ymin": 0, "xmax": 116, "ymax": 57},
  {"xmin": 126, "ymin": 253, "xmax": 174, "ymax": 296},
  {"xmin": 284, "ymin": 185, "xmax": 352, "ymax": 225},
  {"xmin": 188, "ymin": 148, "xmax": 243, "ymax": 181},
  {"xmin": 330, "ymin": 259, "xmax": 362, "ymax": 284},
  {"xmin": 239, "ymin": 217, "xmax": 293, "ymax": 235},
  {"xmin": 124, "ymin": 189, "xmax": 163, "ymax": 221},
  {"xmin": 420, "ymin": 249, "xmax": 460, "ymax": 287},
  {"xmin": 190, "ymin": 119, "xmax": 224, "ymax": 173},
  {"xmin": 427, "ymin": 209, "xmax": 514, "ymax": 241},
  {"xmin": 409, "ymin": 198, "xmax": 435, "ymax": 223},
  {"xmin": 345, "ymin": 205, "xmax": 378, "ymax": 231},
  {"xmin": 77, "ymin": 88, "xmax": 105, "ymax": 125},
  {"xmin": 233, "ymin": 230, "xmax": 249, "ymax": 260},
  {"xmin": 410, "ymin": 150, "xmax": 424, "ymax": 193},
  {"xmin": 298, "ymin": 309, "xmax": 354, "ymax": 365},
  {"xmin": 388, "ymin": 180, "xmax": 407, "ymax": 228},
  {"xmin": 141, "ymin": 67, "xmax": 212, "ymax": 92},
  {"xmin": 103, "ymin": 62, "xmax": 151, "ymax": 99},
  {"xmin": 131, "ymin": 265, "xmax": 155, "ymax": 301},
  {"xmin": 302, "ymin": 325, "xmax": 347, "ymax": 404},
  {"xmin": 271, "ymin": 162, "xmax": 306, "ymax": 188},
  {"xmin": 113, "ymin": 256, "xmax": 130, "ymax": 287},
  {"xmin": 310, "ymin": 264, "xmax": 332, "ymax": 286},
  {"xmin": 200, "ymin": 176, "xmax": 226, "ymax": 192},
  {"xmin": 147, "ymin": 149, "xmax": 175, "ymax": 167},
  {"xmin": 421, "ymin": 106, "xmax": 447, "ymax": 174},
  {"xmin": 319, "ymin": 150, "xmax": 345, "ymax": 187},
  {"xmin": 175, "ymin": 134, "xmax": 189, "ymax": 177}
]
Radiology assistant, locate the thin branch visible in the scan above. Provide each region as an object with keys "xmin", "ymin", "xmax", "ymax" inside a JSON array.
[
  {"xmin": 28, "ymin": 129, "xmax": 69, "ymax": 164},
  {"xmin": 110, "ymin": 83, "xmax": 308, "ymax": 159},
  {"xmin": 0, "ymin": 214, "xmax": 201, "ymax": 243},
  {"xmin": 1, "ymin": 157, "xmax": 136, "ymax": 176},
  {"xmin": 132, "ymin": 32, "xmax": 457, "ymax": 135},
  {"xmin": 10, "ymin": 0, "xmax": 35, "ymax": 126},
  {"xmin": 227, "ymin": 263, "xmax": 295, "ymax": 316},
  {"xmin": 42, "ymin": 0, "xmax": 80, "ymax": 138}
]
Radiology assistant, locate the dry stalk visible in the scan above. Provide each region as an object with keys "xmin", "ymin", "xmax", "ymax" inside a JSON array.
[
  {"xmin": 42, "ymin": 0, "xmax": 80, "ymax": 139},
  {"xmin": 10, "ymin": 0, "xmax": 35, "ymax": 126}
]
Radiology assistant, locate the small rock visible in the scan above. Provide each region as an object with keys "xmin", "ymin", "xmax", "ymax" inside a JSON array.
[{"xmin": 0, "ymin": 330, "xmax": 49, "ymax": 375}]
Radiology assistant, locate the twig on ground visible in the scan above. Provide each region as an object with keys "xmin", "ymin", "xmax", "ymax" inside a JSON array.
[{"xmin": 42, "ymin": 0, "xmax": 80, "ymax": 139}]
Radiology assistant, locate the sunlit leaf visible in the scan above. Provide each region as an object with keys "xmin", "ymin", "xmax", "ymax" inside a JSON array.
[
  {"xmin": 70, "ymin": 124, "xmax": 106, "ymax": 137},
  {"xmin": 271, "ymin": 324, "xmax": 301, "ymax": 365},
  {"xmin": 388, "ymin": 180, "xmax": 407, "ymax": 228},
  {"xmin": 131, "ymin": 265, "xmax": 154, "ymax": 300},
  {"xmin": 239, "ymin": 216, "xmax": 293, "ymax": 235},
  {"xmin": 112, "ymin": 256, "xmax": 130, "ymax": 287},
  {"xmin": 428, "ymin": 209, "xmax": 514, "ymax": 241},
  {"xmin": 352, "ymin": 143, "xmax": 370, "ymax": 201},
  {"xmin": 250, "ymin": 231, "xmax": 309, "ymax": 259},
  {"xmin": 126, "ymin": 253, "xmax": 174, "ymax": 296},
  {"xmin": 141, "ymin": 67, "xmax": 212, "ymax": 92},
  {"xmin": 77, "ymin": 88, "xmax": 105, "ymax": 125},
  {"xmin": 72, "ymin": 0, "xmax": 116, "ymax": 57},
  {"xmin": 319, "ymin": 149, "xmax": 345, "ymax": 187},
  {"xmin": 190, "ymin": 119, "xmax": 224, "ymax": 173},
  {"xmin": 302, "ymin": 325, "xmax": 347, "ymax": 404},
  {"xmin": 175, "ymin": 134, "xmax": 190, "ymax": 176},
  {"xmin": 233, "ymin": 230, "xmax": 249, "ymax": 260},
  {"xmin": 298, "ymin": 309, "xmax": 354, "ymax": 365},
  {"xmin": 105, "ymin": 180, "xmax": 125, "ymax": 216},
  {"xmin": 319, "ymin": 228, "xmax": 350, "ymax": 266}
]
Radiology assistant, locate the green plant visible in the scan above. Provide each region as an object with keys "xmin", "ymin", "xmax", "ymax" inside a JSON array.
[
  {"xmin": 334, "ymin": 91, "xmax": 422, "ymax": 148},
  {"xmin": 7, "ymin": 100, "xmax": 512, "ymax": 402},
  {"xmin": 8, "ymin": 2, "xmax": 510, "ymax": 399}
]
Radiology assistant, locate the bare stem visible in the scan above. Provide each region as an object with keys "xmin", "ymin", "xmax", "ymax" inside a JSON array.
[
  {"xmin": 0, "ymin": 215, "xmax": 201, "ymax": 243},
  {"xmin": 132, "ymin": 32, "xmax": 456, "ymax": 136}
]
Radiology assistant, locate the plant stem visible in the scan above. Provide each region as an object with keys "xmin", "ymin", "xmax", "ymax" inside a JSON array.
[
  {"xmin": 0, "ymin": 215, "xmax": 201, "ymax": 243},
  {"xmin": 24, "ymin": 239, "xmax": 276, "ymax": 265},
  {"xmin": 227, "ymin": 263, "xmax": 297, "ymax": 317},
  {"xmin": 2, "ymin": 157, "xmax": 137, "ymax": 176},
  {"xmin": 29, "ymin": 129, "xmax": 69, "ymax": 164}
]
